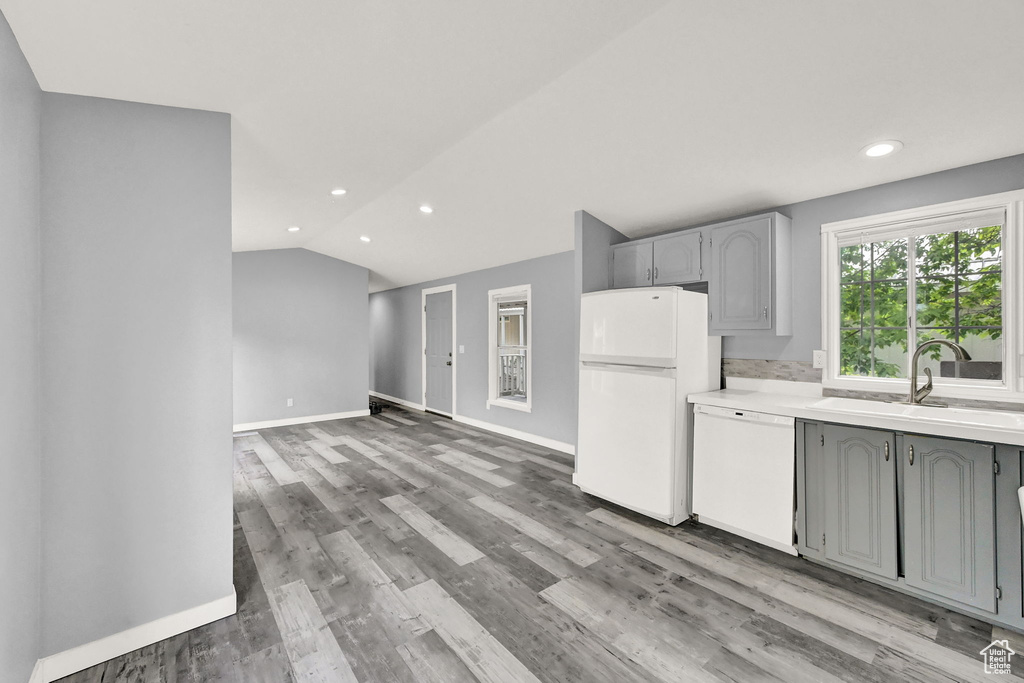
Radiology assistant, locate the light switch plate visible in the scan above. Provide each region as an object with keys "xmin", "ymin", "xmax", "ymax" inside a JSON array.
[
  {"xmin": 812, "ymin": 350, "xmax": 826, "ymax": 369},
  {"xmin": 286, "ymin": 398, "xmax": 293, "ymax": 407},
  {"xmin": 459, "ymin": 345, "xmax": 465, "ymax": 354}
]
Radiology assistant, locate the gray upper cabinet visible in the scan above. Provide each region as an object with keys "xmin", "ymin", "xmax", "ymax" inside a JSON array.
[
  {"xmin": 611, "ymin": 242, "xmax": 653, "ymax": 288},
  {"xmin": 653, "ymin": 231, "xmax": 701, "ymax": 284},
  {"xmin": 903, "ymin": 435, "xmax": 997, "ymax": 612},
  {"xmin": 708, "ymin": 213, "xmax": 792, "ymax": 335},
  {"xmin": 823, "ymin": 425, "xmax": 898, "ymax": 580},
  {"xmin": 613, "ymin": 231, "xmax": 704, "ymax": 288}
]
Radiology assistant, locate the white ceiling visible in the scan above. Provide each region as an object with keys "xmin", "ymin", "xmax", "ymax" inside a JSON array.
[{"xmin": 5, "ymin": 0, "xmax": 1024, "ymax": 292}]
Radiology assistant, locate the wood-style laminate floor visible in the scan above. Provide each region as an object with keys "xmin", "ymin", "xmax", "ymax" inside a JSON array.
[{"xmin": 58, "ymin": 400, "xmax": 1017, "ymax": 682}]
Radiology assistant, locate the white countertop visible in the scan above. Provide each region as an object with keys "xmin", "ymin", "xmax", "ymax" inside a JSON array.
[{"xmin": 689, "ymin": 388, "xmax": 1024, "ymax": 447}]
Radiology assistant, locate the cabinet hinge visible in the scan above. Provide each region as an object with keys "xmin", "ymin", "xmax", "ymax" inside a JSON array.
[
  {"xmin": 699, "ymin": 233, "xmax": 703, "ymax": 244},
  {"xmin": 994, "ymin": 461, "xmax": 1001, "ymax": 475},
  {"xmin": 822, "ymin": 533, "xmax": 826, "ymax": 546},
  {"xmin": 820, "ymin": 434, "xmax": 825, "ymax": 446},
  {"xmin": 997, "ymin": 586, "xmax": 1003, "ymax": 600},
  {"xmin": 708, "ymin": 311, "xmax": 712, "ymax": 322}
]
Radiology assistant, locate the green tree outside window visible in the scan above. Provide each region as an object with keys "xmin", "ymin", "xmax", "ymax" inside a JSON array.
[{"xmin": 839, "ymin": 227, "xmax": 1002, "ymax": 379}]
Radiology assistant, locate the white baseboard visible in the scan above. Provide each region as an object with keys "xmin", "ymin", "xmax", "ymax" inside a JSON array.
[
  {"xmin": 452, "ymin": 415, "xmax": 575, "ymax": 455},
  {"xmin": 233, "ymin": 409, "xmax": 370, "ymax": 432},
  {"xmin": 35, "ymin": 589, "xmax": 236, "ymax": 682},
  {"xmin": 369, "ymin": 390, "xmax": 425, "ymax": 411},
  {"xmin": 28, "ymin": 660, "xmax": 43, "ymax": 683},
  {"xmin": 370, "ymin": 392, "xmax": 576, "ymax": 456}
]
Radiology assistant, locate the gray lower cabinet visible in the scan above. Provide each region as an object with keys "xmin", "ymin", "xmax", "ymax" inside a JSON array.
[
  {"xmin": 611, "ymin": 242, "xmax": 653, "ymax": 288},
  {"xmin": 822, "ymin": 425, "xmax": 898, "ymax": 579},
  {"xmin": 903, "ymin": 434, "xmax": 997, "ymax": 612},
  {"xmin": 799, "ymin": 420, "xmax": 1006, "ymax": 618}
]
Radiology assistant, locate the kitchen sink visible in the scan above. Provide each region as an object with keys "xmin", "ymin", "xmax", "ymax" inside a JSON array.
[{"xmin": 808, "ymin": 396, "xmax": 1024, "ymax": 430}]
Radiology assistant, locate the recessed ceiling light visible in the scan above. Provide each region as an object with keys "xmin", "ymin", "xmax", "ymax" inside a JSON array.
[
  {"xmin": 420, "ymin": 205, "xmax": 433, "ymax": 214},
  {"xmin": 287, "ymin": 226, "xmax": 300, "ymax": 232},
  {"xmin": 360, "ymin": 235, "xmax": 371, "ymax": 243},
  {"xmin": 331, "ymin": 188, "xmax": 347, "ymax": 196},
  {"xmin": 862, "ymin": 140, "xmax": 903, "ymax": 158}
]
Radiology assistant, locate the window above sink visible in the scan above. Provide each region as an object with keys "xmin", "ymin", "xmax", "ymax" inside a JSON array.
[{"xmin": 821, "ymin": 190, "xmax": 1024, "ymax": 401}]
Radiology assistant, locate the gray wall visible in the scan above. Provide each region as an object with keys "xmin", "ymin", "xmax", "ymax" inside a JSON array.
[
  {"xmin": 0, "ymin": 10, "xmax": 41, "ymax": 681},
  {"xmin": 721, "ymin": 154, "xmax": 1024, "ymax": 362},
  {"xmin": 371, "ymin": 251, "xmax": 576, "ymax": 445},
  {"xmin": 573, "ymin": 210, "xmax": 628, "ymax": 458},
  {"xmin": 233, "ymin": 248, "xmax": 369, "ymax": 425},
  {"xmin": 39, "ymin": 94, "xmax": 234, "ymax": 656},
  {"xmin": 584, "ymin": 154, "xmax": 1024, "ymax": 364}
]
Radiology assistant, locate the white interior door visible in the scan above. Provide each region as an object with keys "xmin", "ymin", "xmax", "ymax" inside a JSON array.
[
  {"xmin": 425, "ymin": 290, "xmax": 453, "ymax": 415},
  {"xmin": 577, "ymin": 363, "xmax": 677, "ymax": 519}
]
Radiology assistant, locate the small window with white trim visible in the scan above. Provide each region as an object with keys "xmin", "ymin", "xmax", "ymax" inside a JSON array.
[
  {"xmin": 821, "ymin": 191, "xmax": 1023, "ymax": 400},
  {"xmin": 488, "ymin": 285, "xmax": 531, "ymax": 412}
]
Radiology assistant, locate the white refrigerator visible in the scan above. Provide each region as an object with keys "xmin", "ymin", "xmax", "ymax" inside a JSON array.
[{"xmin": 576, "ymin": 287, "xmax": 721, "ymax": 525}]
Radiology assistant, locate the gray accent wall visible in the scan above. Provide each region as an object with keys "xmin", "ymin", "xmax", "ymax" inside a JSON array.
[
  {"xmin": 39, "ymin": 94, "xmax": 233, "ymax": 656},
  {"xmin": 582, "ymin": 154, "xmax": 1024, "ymax": 364},
  {"xmin": 0, "ymin": 10, "xmax": 41, "ymax": 681},
  {"xmin": 233, "ymin": 248, "xmax": 369, "ymax": 425},
  {"xmin": 725, "ymin": 154, "xmax": 1024, "ymax": 362},
  {"xmin": 371, "ymin": 251, "xmax": 576, "ymax": 446},
  {"xmin": 573, "ymin": 211, "xmax": 628, "ymax": 456}
]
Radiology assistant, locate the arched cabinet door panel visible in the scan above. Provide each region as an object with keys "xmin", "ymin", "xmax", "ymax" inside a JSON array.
[
  {"xmin": 653, "ymin": 231, "xmax": 702, "ymax": 285},
  {"xmin": 822, "ymin": 425, "xmax": 898, "ymax": 579},
  {"xmin": 708, "ymin": 213, "xmax": 791, "ymax": 335},
  {"xmin": 612, "ymin": 243, "xmax": 653, "ymax": 288},
  {"xmin": 903, "ymin": 435, "xmax": 996, "ymax": 613}
]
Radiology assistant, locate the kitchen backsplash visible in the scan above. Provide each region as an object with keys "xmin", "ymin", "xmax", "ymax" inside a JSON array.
[
  {"xmin": 722, "ymin": 359, "xmax": 821, "ymax": 383},
  {"xmin": 722, "ymin": 359, "xmax": 1023, "ymax": 412}
]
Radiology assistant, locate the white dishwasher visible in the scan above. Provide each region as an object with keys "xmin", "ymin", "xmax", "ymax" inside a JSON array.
[{"xmin": 691, "ymin": 404, "xmax": 797, "ymax": 555}]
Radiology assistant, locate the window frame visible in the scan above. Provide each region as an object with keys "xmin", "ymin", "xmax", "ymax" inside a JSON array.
[
  {"xmin": 487, "ymin": 284, "xmax": 532, "ymax": 412},
  {"xmin": 820, "ymin": 190, "xmax": 1024, "ymax": 401}
]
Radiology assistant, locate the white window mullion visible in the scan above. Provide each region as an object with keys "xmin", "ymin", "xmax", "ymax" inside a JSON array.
[{"xmin": 907, "ymin": 235, "xmax": 917, "ymax": 380}]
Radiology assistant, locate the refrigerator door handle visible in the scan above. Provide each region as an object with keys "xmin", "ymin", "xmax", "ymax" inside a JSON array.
[
  {"xmin": 581, "ymin": 361, "xmax": 676, "ymax": 376},
  {"xmin": 580, "ymin": 353, "xmax": 676, "ymax": 368}
]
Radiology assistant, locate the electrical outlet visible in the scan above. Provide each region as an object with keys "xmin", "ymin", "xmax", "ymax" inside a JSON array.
[
  {"xmin": 812, "ymin": 350, "xmax": 826, "ymax": 369},
  {"xmin": 286, "ymin": 398, "xmax": 293, "ymax": 407},
  {"xmin": 459, "ymin": 345, "xmax": 465, "ymax": 354}
]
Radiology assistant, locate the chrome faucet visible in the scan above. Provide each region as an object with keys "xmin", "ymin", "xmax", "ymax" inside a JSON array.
[{"xmin": 907, "ymin": 339, "xmax": 971, "ymax": 404}]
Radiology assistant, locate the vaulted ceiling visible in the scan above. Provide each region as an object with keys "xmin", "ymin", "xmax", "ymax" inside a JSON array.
[{"xmin": 5, "ymin": 0, "xmax": 1024, "ymax": 291}]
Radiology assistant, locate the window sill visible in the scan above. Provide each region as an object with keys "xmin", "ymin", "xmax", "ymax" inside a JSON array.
[{"xmin": 487, "ymin": 398, "xmax": 532, "ymax": 413}]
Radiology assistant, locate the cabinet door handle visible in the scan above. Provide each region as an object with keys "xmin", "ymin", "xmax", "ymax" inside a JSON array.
[
  {"xmin": 646, "ymin": 268, "xmax": 651, "ymax": 282},
  {"xmin": 908, "ymin": 445, "xmax": 914, "ymax": 466},
  {"xmin": 884, "ymin": 441, "xmax": 890, "ymax": 462}
]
